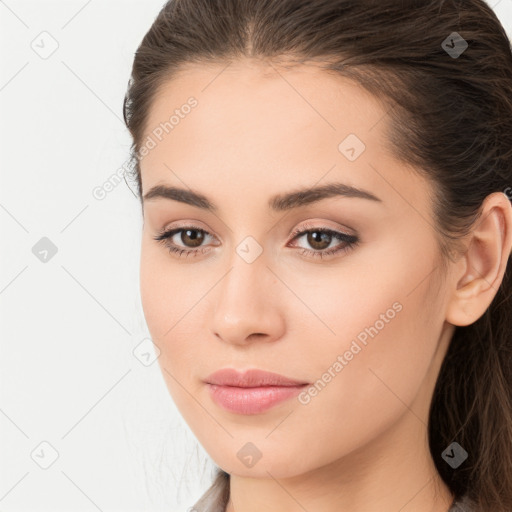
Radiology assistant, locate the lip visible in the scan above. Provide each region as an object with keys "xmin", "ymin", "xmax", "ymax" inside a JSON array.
[
  {"xmin": 205, "ymin": 368, "xmax": 309, "ymax": 387},
  {"xmin": 204, "ymin": 368, "xmax": 309, "ymax": 415}
]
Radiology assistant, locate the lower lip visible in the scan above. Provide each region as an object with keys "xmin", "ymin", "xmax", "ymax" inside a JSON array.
[{"xmin": 206, "ymin": 383, "xmax": 308, "ymax": 414}]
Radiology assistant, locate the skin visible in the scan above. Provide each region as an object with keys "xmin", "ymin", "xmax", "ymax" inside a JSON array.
[{"xmin": 138, "ymin": 59, "xmax": 512, "ymax": 512}]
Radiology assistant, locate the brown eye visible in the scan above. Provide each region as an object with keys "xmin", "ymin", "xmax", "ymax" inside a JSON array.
[
  {"xmin": 153, "ymin": 225, "xmax": 215, "ymax": 258},
  {"xmin": 179, "ymin": 228, "xmax": 205, "ymax": 248},
  {"xmin": 306, "ymin": 231, "xmax": 332, "ymax": 251},
  {"xmin": 288, "ymin": 224, "xmax": 359, "ymax": 260}
]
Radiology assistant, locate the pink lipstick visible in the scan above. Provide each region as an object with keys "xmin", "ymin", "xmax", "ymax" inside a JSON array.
[{"xmin": 204, "ymin": 368, "xmax": 309, "ymax": 415}]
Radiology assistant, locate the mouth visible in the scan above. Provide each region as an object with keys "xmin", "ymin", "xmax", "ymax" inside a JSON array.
[{"xmin": 204, "ymin": 368, "xmax": 309, "ymax": 415}]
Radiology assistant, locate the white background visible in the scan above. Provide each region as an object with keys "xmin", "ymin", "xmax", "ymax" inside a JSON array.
[{"xmin": 1, "ymin": 1, "xmax": 511, "ymax": 511}]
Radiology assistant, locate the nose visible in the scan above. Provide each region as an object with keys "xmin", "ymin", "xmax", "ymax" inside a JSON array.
[{"xmin": 210, "ymin": 251, "xmax": 286, "ymax": 346}]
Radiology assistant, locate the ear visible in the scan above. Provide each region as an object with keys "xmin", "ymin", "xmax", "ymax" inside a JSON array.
[{"xmin": 446, "ymin": 191, "xmax": 512, "ymax": 327}]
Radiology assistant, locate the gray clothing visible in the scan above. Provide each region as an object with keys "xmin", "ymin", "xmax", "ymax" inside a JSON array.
[{"xmin": 191, "ymin": 479, "xmax": 478, "ymax": 512}]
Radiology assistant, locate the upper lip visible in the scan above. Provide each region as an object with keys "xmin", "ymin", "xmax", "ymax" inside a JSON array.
[{"xmin": 205, "ymin": 368, "xmax": 309, "ymax": 388}]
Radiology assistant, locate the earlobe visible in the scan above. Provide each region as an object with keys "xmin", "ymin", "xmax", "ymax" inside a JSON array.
[{"xmin": 445, "ymin": 192, "xmax": 512, "ymax": 327}]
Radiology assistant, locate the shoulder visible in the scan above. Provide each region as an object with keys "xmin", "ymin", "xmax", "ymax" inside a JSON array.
[
  {"xmin": 189, "ymin": 493, "xmax": 227, "ymax": 512},
  {"xmin": 189, "ymin": 471, "xmax": 230, "ymax": 512}
]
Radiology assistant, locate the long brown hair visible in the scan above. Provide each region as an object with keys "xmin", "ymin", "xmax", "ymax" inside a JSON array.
[{"xmin": 123, "ymin": 1, "xmax": 512, "ymax": 510}]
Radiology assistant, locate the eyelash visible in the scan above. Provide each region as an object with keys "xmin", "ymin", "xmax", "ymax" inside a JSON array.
[{"xmin": 153, "ymin": 222, "xmax": 359, "ymax": 260}]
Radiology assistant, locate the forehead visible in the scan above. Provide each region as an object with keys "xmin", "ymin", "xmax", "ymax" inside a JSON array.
[
  {"xmin": 139, "ymin": 59, "xmax": 431, "ymax": 218},
  {"xmin": 143, "ymin": 59, "xmax": 388, "ymax": 149}
]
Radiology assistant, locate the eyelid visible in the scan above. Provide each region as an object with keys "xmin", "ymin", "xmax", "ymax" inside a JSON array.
[{"xmin": 289, "ymin": 220, "xmax": 356, "ymax": 239}]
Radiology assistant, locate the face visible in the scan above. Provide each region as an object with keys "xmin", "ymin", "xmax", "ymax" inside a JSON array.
[{"xmin": 139, "ymin": 59, "xmax": 454, "ymax": 478}]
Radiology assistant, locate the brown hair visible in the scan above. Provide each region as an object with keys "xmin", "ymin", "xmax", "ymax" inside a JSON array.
[{"xmin": 123, "ymin": 1, "xmax": 512, "ymax": 510}]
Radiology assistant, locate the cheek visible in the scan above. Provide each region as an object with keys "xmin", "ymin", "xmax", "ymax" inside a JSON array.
[
  {"xmin": 290, "ymin": 246, "xmax": 442, "ymax": 445},
  {"xmin": 139, "ymin": 241, "xmax": 167, "ymax": 338},
  {"xmin": 139, "ymin": 236, "xmax": 209, "ymax": 397},
  {"xmin": 139, "ymin": 238, "xmax": 186, "ymax": 363},
  {"xmin": 139, "ymin": 232, "xmax": 195, "ymax": 335}
]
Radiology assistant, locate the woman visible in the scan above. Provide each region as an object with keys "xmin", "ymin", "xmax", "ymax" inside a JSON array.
[{"xmin": 123, "ymin": 0, "xmax": 512, "ymax": 511}]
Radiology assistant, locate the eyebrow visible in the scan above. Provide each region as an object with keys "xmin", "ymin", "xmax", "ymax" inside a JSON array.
[{"xmin": 143, "ymin": 182, "xmax": 382, "ymax": 212}]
